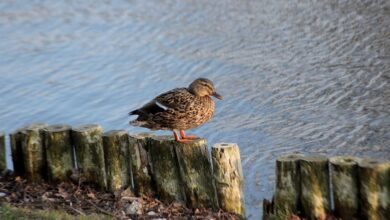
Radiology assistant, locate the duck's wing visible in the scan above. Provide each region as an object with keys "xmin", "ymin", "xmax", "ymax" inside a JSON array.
[
  {"xmin": 129, "ymin": 88, "xmax": 192, "ymax": 116},
  {"xmin": 154, "ymin": 88, "xmax": 193, "ymax": 110}
]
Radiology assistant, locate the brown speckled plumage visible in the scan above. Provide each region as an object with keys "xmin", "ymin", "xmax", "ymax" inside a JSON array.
[{"xmin": 129, "ymin": 78, "xmax": 222, "ymax": 142}]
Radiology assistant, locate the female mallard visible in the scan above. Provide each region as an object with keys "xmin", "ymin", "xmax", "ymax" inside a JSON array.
[{"xmin": 129, "ymin": 78, "xmax": 223, "ymax": 143}]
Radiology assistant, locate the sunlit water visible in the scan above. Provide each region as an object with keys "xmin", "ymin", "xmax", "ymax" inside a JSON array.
[{"xmin": 1, "ymin": 0, "xmax": 390, "ymax": 218}]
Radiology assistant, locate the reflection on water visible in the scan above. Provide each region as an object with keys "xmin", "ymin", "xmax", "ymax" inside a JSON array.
[{"xmin": 1, "ymin": 0, "xmax": 390, "ymax": 218}]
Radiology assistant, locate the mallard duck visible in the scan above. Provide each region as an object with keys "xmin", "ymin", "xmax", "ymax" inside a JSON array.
[{"xmin": 129, "ymin": 78, "xmax": 223, "ymax": 143}]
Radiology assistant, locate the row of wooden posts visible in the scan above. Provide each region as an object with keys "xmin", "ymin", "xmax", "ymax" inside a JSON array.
[
  {"xmin": 263, "ymin": 154, "xmax": 390, "ymax": 220},
  {"xmin": 0, "ymin": 123, "xmax": 245, "ymax": 218}
]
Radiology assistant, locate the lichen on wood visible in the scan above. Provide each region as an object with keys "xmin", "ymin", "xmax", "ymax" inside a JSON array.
[
  {"xmin": 19, "ymin": 124, "xmax": 48, "ymax": 182},
  {"xmin": 274, "ymin": 153, "xmax": 304, "ymax": 218},
  {"xmin": 43, "ymin": 124, "xmax": 74, "ymax": 183},
  {"xmin": 102, "ymin": 130, "xmax": 131, "ymax": 192},
  {"xmin": 329, "ymin": 156, "xmax": 360, "ymax": 219},
  {"xmin": 72, "ymin": 124, "xmax": 107, "ymax": 189},
  {"xmin": 211, "ymin": 143, "xmax": 245, "ymax": 218},
  {"xmin": 128, "ymin": 134, "xmax": 155, "ymax": 197},
  {"xmin": 358, "ymin": 158, "xmax": 390, "ymax": 220},
  {"xmin": 0, "ymin": 132, "xmax": 6, "ymax": 171},
  {"xmin": 300, "ymin": 155, "xmax": 330, "ymax": 220},
  {"xmin": 174, "ymin": 138, "xmax": 218, "ymax": 209},
  {"xmin": 147, "ymin": 136, "xmax": 184, "ymax": 203}
]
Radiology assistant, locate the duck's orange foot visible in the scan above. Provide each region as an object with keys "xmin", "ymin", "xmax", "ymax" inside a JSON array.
[
  {"xmin": 180, "ymin": 130, "xmax": 199, "ymax": 140},
  {"xmin": 173, "ymin": 130, "xmax": 193, "ymax": 144}
]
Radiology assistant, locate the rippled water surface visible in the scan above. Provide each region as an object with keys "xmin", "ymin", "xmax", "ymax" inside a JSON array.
[{"xmin": 1, "ymin": 0, "xmax": 390, "ymax": 218}]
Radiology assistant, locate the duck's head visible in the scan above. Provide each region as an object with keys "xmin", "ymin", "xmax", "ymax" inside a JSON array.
[{"xmin": 188, "ymin": 78, "xmax": 223, "ymax": 100}]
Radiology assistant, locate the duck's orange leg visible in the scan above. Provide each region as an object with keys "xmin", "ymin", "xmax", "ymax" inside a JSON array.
[
  {"xmin": 180, "ymin": 130, "xmax": 199, "ymax": 140},
  {"xmin": 173, "ymin": 130, "xmax": 192, "ymax": 143}
]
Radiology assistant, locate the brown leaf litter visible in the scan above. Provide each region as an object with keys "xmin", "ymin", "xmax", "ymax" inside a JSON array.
[{"xmin": 0, "ymin": 172, "xmax": 240, "ymax": 219}]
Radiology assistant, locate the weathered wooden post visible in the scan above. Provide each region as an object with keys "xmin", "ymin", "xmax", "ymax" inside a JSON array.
[
  {"xmin": 211, "ymin": 143, "xmax": 245, "ymax": 218},
  {"xmin": 44, "ymin": 124, "xmax": 74, "ymax": 183},
  {"xmin": 0, "ymin": 132, "xmax": 5, "ymax": 171},
  {"xmin": 358, "ymin": 158, "xmax": 390, "ymax": 220},
  {"xmin": 10, "ymin": 126, "xmax": 30, "ymax": 176},
  {"xmin": 329, "ymin": 156, "xmax": 360, "ymax": 219},
  {"xmin": 19, "ymin": 124, "xmax": 48, "ymax": 182},
  {"xmin": 102, "ymin": 130, "xmax": 131, "ymax": 192},
  {"xmin": 72, "ymin": 124, "xmax": 107, "ymax": 189},
  {"xmin": 300, "ymin": 155, "xmax": 330, "ymax": 220},
  {"xmin": 128, "ymin": 134, "xmax": 155, "ymax": 196},
  {"xmin": 147, "ymin": 136, "xmax": 184, "ymax": 203},
  {"xmin": 174, "ymin": 138, "xmax": 218, "ymax": 209},
  {"xmin": 273, "ymin": 153, "xmax": 304, "ymax": 218}
]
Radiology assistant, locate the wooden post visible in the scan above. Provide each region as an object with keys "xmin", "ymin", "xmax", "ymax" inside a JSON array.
[
  {"xmin": 329, "ymin": 156, "xmax": 360, "ymax": 219},
  {"xmin": 19, "ymin": 124, "xmax": 48, "ymax": 182},
  {"xmin": 44, "ymin": 124, "xmax": 74, "ymax": 183},
  {"xmin": 300, "ymin": 155, "xmax": 330, "ymax": 220},
  {"xmin": 174, "ymin": 138, "xmax": 218, "ymax": 209},
  {"xmin": 0, "ymin": 132, "xmax": 5, "ymax": 171},
  {"xmin": 10, "ymin": 126, "xmax": 31, "ymax": 176},
  {"xmin": 72, "ymin": 124, "xmax": 107, "ymax": 189},
  {"xmin": 273, "ymin": 153, "xmax": 304, "ymax": 218},
  {"xmin": 211, "ymin": 143, "xmax": 245, "ymax": 218},
  {"xmin": 147, "ymin": 136, "xmax": 184, "ymax": 203},
  {"xmin": 102, "ymin": 130, "xmax": 131, "ymax": 192},
  {"xmin": 128, "ymin": 134, "xmax": 155, "ymax": 196},
  {"xmin": 358, "ymin": 158, "xmax": 390, "ymax": 220}
]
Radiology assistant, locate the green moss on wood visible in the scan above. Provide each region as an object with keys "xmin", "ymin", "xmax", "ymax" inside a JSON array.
[
  {"xmin": 128, "ymin": 134, "xmax": 155, "ymax": 197},
  {"xmin": 44, "ymin": 124, "xmax": 74, "ymax": 183},
  {"xmin": 72, "ymin": 124, "xmax": 107, "ymax": 189},
  {"xmin": 148, "ymin": 136, "xmax": 184, "ymax": 203},
  {"xmin": 274, "ymin": 154, "xmax": 304, "ymax": 219},
  {"xmin": 300, "ymin": 155, "xmax": 330, "ymax": 220},
  {"xmin": 174, "ymin": 138, "xmax": 218, "ymax": 209},
  {"xmin": 329, "ymin": 156, "xmax": 359, "ymax": 219},
  {"xmin": 358, "ymin": 158, "xmax": 390, "ymax": 220},
  {"xmin": 103, "ymin": 130, "xmax": 131, "ymax": 192},
  {"xmin": 211, "ymin": 143, "xmax": 245, "ymax": 218}
]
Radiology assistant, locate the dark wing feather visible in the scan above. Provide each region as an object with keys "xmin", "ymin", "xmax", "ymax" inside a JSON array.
[
  {"xmin": 154, "ymin": 88, "xmax": 192, "ymax": 110},
  {"xmin": 129, "ymin": 88, "xmax": 192, "ymax": 116}
]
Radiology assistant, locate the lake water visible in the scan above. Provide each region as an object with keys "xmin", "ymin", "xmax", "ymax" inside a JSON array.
[{"xmin": 1, "ymin": 0, "xmax": 390, "ymax": 218}]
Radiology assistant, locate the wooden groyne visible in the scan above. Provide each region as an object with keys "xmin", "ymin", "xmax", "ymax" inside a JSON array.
[
  {"xmin": 264, "ymin": 154, "xmax": 390, "ymax": 220},
  {"xmin": 0, "ymin": 123, "xmax": 246, "ymax": 219}
]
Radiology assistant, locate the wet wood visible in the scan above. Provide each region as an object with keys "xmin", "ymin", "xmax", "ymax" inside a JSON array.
[
  {"xmin": 300, "ymin": 155, "xmax": 330, "ymax": 220},
  {"xmin": 19, "ymin": 124, "xmax": 48, "ymax": 182},
  {"xmin": 358, "ymin": 158, "xmax": 390, "ymax": 220},
  {"xmin": 102, "ymin": 130, "xmax": 131, "ymax": 192},
  {"xmin": 174, "ymin": 138, "xmax": 218, "ymax": 209},
  {"xmin": 211, "ymin": 143, "xmax": 245, "ymax": 218},
  {"xmin": 72, "ymin": 124, "xmax": 107, "ymax": 189},
  {"xmin": 44, "ymin": 124, "xmax": 74, "ymax": 183},
  {"xmin": 274, "ymin": 153, "xmax": 304, "ymax": 218},
  {"xmin": 147, "ymin": 136, "xmax": 184, "ymax": 203},
  {"xmin": 329, "ymin": 156, "xmax": 359, "ymax": 220},
  {"xmin": 128, "ymin": 134, "xmax": 155, "ymax": 196},
  {"xmin": 0, "ymin": 132, "xmax": 5, "ymax": 171}
]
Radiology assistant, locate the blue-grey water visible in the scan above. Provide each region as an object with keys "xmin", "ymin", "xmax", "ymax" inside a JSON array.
[{"xmin": 1, "ymin": 0, "xmax": 390, "ymax": 218}]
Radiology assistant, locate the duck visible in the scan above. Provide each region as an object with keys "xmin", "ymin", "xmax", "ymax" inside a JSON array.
[{"xmin": 129, "ymin": 78, "xmax": 223, "ymax": 143}]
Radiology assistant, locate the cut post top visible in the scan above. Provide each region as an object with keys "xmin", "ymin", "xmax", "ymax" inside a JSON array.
[
  {"xmin": 329, "ymin": 156, "xmax": 360, "ymax": 166},
  {"xmin": 103, "ymin": 130, "xmax": 128, "ymax": 137},
  {"xmin": 277, "ymin": 153, "xmax": 304, "ymax": 162},
  {"xmin": 359, "ymin": 158, "xmax": 390, "ymax": 169},
  {"xmin": 44, "ymin": 124, "xmax": 71, "ymax": 132},
  {"xmin": 212, "ymin": 143, "xmax": 238, "ymax": 149},
  {"xmin": 72, "ymin": 124, "xmax": 103, "ymax": 133},
  {"xmin": 300, "ymin": 155, "xmax": 328, "ymax": 162}
]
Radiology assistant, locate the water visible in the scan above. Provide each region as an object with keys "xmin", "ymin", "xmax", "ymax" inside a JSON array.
[{"xmin": 1, "ymin": 0, "xmax": 390, "ymax": 218}]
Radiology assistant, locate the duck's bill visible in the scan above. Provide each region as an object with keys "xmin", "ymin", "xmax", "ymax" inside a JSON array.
[{"xmin": 213, "ymin": 92, "xmax": 223, "ymax": 100}]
